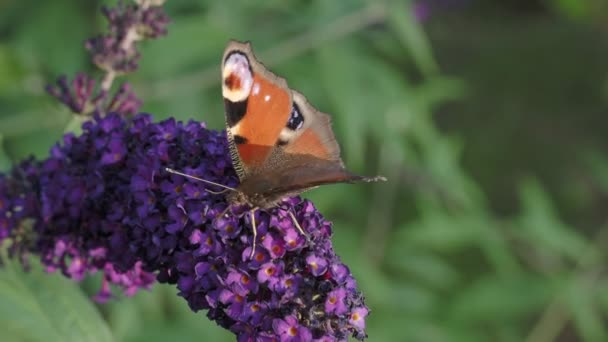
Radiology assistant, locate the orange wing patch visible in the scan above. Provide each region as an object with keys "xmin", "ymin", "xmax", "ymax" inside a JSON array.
[
  {"xmin": 236, "ymin": 143, "xmax": 273, "ymax": 167},
  {"xmin": 284, "ymin": 128, "xmax": 330, "ymax": 160},
  {"xmin": 232, "ymin": 73, "xmax": 291, "ymax": 167}
]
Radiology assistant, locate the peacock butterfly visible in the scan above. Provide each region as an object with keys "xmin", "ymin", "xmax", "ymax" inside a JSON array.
[
  {"xmin": 220, "ymin": 40, "xmax": 385, "ymax": 208},
  {"xmin": 166, "ymin": 40, "xmax": 385, "ymax": 257}
]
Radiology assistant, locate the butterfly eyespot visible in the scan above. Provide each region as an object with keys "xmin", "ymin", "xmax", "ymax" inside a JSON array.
[
  {"xmin": 224, "ymin": 73, "xmax": 241, "ymax": 90},
  {"xmin": 286, "ymin": 103, "xmax": 304, "ymax": 131},
  {"xmin": 222, "ymin": 52, "xmax": 253, "ymax": 103}
]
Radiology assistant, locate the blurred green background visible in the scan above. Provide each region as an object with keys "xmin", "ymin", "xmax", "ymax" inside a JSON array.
[{"xmin": 1, "ymin": 0, "xmax": 608, "ymax": 341}]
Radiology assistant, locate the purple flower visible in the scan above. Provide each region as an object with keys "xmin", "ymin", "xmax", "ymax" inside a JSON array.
[
  {"xmin": 245, "ymin": 246, "xmax": 271, "ymax": 269},
  {"xmin": 47, "ymin": 1, "xmax": 166, "ymax": 117},
  {"xmin": 226, "ymin": 269, "xmax": 258, "ymax": 296},
  {"xmin": 328, "ymin": 288, "xmax": 350, "ymax": 317},
  {"xmin": 306, "ymin": 254, "xmax": 328, "ymax": 277},
  {"xmin": 263, "ymin": 232, "xmax": 286, "ymax": 259},
  {"xmin": 283, "ymin": 227, "xmax": 306, "ymax": 251},
  {"xmin": 314, "ymin": 337, "xmax": 337, "ymax": 342},
  {"xmin": 0, "ymin": 112, "xmax": 370, "ymax": 340},
  {"xmin": 273, "ymin": 315, "xmax": 313, "ymax": 342},
  {"xmin": 46, "ymin": 73, "xmax": 95, "ymax": 114},
  {"xmin": 258, "ymin": 261, "xmax": 283, "ymax": 286},
  {"xmin": 242, "ymin": 301, "xmax": 266, "ymax": 326},
  {"xmin": 276, "ymin": 274, "xmax": 301, "ymax": 296},
  {"xmin": 213, "ymin": 214, "xmax": 242, "ymax": 239},
  {"xmin": 165, "ymin": 204, "xmax": 188, "ymax": 234},
  {"xmin": 412, "ymin": 0, "xmax": 471, "ymax": 23},
  {"xmin": 5, "ymin": 1, "xmax": 369, "ymax": 339},
  {"xmin": 86, "ymin": 2, "xmax": 156, "ymax": 74},
  {"xmin": 219, "ymin": 288, "xmax": 246, "ymax": 320},
  {"xmin": 413, "ymin": 1, "xmax": 431, "ymax": 21},
  {"xmin": 349, "ymin": 307, "xmax": 369, "ymax": 332},
  {"xmin": 329, "ymin": 263, "xmax": 350, "ymax": 283},
  {"xmin": 100, "ymin": 137, "xmax": 127, "ymax": 164},
  {"xmin": 105, "ymin": 83, "xmax": 142, "ymax": 116}
]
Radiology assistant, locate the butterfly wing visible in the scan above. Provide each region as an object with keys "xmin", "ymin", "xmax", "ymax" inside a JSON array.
[
  {"xmin": 222, "ymin": 41, "xmax": 292, "ymax": 179},
  {"xmin": 221, "ymin": 40, "xmax": 383, "ymax": 203},
  {"xmin": 237, "ymin": 152, "xmax": 385, "ymax": 202},
  {"xmin": 280, "ymin": 90, "xmax": 341, "ymax": 161}
]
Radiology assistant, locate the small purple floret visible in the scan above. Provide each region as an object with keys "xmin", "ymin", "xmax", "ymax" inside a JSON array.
[{"xmin": 273, "ymin": 315, "xmax": 313, "ymax": 342}]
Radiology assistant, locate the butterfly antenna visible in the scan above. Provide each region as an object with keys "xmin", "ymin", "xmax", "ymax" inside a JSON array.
[
  {"xmin": 366, "ymin": 175, "xmax": 387, "ymax": 182},
  {"xmin": 164, "ymin": 167, "xmax": 238, "ymax": 192},
  {"xmin": 249, "ymin": 208, "xmax": 259, "ymax": 259}
]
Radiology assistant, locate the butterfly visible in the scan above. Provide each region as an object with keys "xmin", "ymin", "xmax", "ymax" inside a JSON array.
[{"xmin": 166, "ymin": 40, "xmax": 385, "ymax": 257}]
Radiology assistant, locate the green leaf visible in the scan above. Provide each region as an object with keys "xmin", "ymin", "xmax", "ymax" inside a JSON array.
[
  {"xmin": 63, "ymin": 116, "xmax": 87, "ymax": 135},
  {"xmin": 0, "ymin": 134, "xmax": 11, "ymax": 172},
  {"xmin": 582, "ymin": 149, "xmax": 608, "ymax": 193},
  {"xmin": 0, "ymin": 44, "xmax": 25, "ymax": 92},
  {"xmin": 565, "ymin": 278, "xmax": 608, "ymax": 341},
  {"xmin": 316, "ymin": 39, "xmax": 410, "ymax": 168},
  {"xmin": 0, "ymin": 258, "xmax": 114, "ymax": 342},
  {"xmin": 516, "ymin": 178, "xmax": 588, "ymax": 261},
  {"xmin": 399, "ymin": 215, "xmax": 484, "ymax": 251},
  {"xmin": 14, "ymin": 0, "xmax": 89, "ymax": 75},
  {"xmin": 386, "ymin": 249, "xmax": 460, "ymax": 290},
  {"xmin": 448, "ymin": 274, "xmax": 551, "ymax": 323},
  {"xmin": 548, "ymin": 0, "xmax": 590, "ymax": 19},
  {"xmin": 386, "ymin": 1, "xmax": 439, "ymax": 77}
]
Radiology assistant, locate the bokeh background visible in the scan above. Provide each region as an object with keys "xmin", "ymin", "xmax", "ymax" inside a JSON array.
[{"xmin": 1, "ymin": 0, "xmax": 608, "ymax": 341}]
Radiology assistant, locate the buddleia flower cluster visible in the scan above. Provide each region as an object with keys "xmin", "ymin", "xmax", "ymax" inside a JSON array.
[{"xmin": 0, "ymin": 0, "xmax": 370, "ymax": 341}]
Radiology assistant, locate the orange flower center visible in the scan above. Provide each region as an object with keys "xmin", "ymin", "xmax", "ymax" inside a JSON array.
[
  {"xmin": 328, "ymin": 296, "xmax": 337, "ymax": 304},
  {"xmin": 265, "ymin": 267, "xmax": 275, "ymax": 276},
  {"xmin": 352, "ymin": 313, "xmax": 360, "ymax": 321},
  {"xmin": 288, "ymin": 327, "xmax": 298, "ymax": 336},
  {"xmin": 241, "ymin": 275, "xmax": 250, "ymax": 284}
]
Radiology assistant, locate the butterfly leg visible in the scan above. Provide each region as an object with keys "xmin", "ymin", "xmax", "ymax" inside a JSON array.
[
  {"xmin": 249, "ymin": 207, "xmax": 259, "ymax": 259},
  {"xmin": 218, "ymin": 204, "xmax": 232, "ymax": 218},
  {"xmin": 287, "ymin": 210, "xmax": 308, "ymax": 238}
]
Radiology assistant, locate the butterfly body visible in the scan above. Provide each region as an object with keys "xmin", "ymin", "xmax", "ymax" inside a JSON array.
[{"xmin": 221, "ymin": 41, "xmax": 385, "ymax": 208}]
